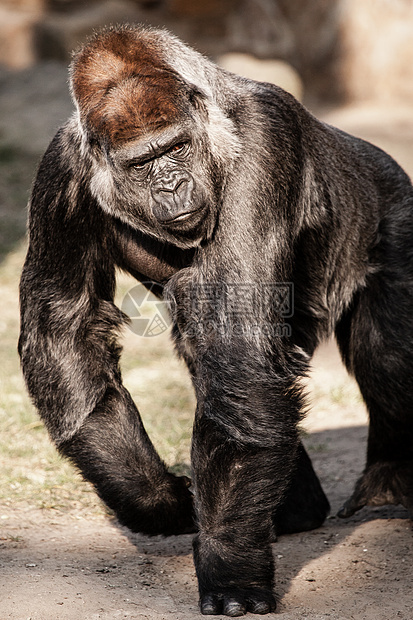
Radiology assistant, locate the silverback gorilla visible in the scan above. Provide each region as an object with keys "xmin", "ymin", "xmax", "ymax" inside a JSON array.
[{"xmin": 19, "ymin": 25, "xmax": 413, "ymax": 617}]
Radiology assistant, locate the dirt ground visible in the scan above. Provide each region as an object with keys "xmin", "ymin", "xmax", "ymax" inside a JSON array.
[
  {"xmin": 1, "ymin": 62, "xmax": 413, "ymax": 619},
  {"xmin": 1, "ymin": 341, "xmax": 412, "ymax": 620}
]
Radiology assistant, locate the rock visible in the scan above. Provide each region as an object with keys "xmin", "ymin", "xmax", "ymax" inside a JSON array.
[{"xmin": 0, "ymin": 3, "xmax": 44, "ymax": 69}]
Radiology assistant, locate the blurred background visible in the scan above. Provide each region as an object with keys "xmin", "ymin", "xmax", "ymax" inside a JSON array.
[
  {"xmin": 2, "ymin": 0, "xmax": 413, "ymax": 101},
  {"xmin": 0, "ymin": 0, "xmax": 413, "ymax": 529}
]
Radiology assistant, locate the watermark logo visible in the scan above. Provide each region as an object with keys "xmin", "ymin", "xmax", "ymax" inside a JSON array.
[
  {"xmin": 121, "ymin": 283, "xmax": 172, "ymax": 337},
  {"xmin": 121, "ymin": 281, "xmax": 293, "ymax": 338}
]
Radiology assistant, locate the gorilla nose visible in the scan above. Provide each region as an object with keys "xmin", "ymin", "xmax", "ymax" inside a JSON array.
[
  {"xmin": 152, "ymin": 177, "xmax": 189, "ymax": 199},
  {"xmin": 151, "ymin": 176, "xmax": 197, "ymax": 224},
  {"xmin": 156, "ymin": 178, "xmax": 186, "ymax": 194}
]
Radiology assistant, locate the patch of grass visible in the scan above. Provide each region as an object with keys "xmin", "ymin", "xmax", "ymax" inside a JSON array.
[
  {"xmin": 306, "ymin": 442, "xmax": 329, "ymax": 454},
  {"xmin": 329, "ymin": 384, "xmax": 362, "ymax": 406},
  {"xmin": 115, "ymin": 274, "xmax": 195, "ymax": 467}
]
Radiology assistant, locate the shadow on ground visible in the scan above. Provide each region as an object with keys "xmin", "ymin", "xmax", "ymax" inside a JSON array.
[{"xmin": 1, "ymin": 423, "xmax": 412, "ymax": 620}]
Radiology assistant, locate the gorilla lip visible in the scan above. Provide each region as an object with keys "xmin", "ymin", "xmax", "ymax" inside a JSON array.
[{"xmin": 161, "ymin": 208, "xmax": 200, "ymax": 224}]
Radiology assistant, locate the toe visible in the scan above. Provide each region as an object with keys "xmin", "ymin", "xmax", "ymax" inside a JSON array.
[{"xmin": 248, "ymin": 599, "xmax": 276, "ymax": 614}]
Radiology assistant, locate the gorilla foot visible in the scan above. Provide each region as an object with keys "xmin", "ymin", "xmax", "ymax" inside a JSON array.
[
  {"xmin": 200, "ymin": 588, "xmax": 276, "ymax": 616},
  {"xmin": 274, "ymin": 443, "xmax": 330, "ymax": 535},
  {"xmin": 338, "ymin": 461, "xmax": 413, "ymax": 519},
  {"xmin": 275, "ymin": 486, "xmax": 330, "ymax": 536}
]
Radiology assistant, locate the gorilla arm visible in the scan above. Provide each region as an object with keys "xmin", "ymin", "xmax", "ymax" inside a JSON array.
[{"xmin": 19, "ymin": 124, "xmax": 195, "ymax": 535}]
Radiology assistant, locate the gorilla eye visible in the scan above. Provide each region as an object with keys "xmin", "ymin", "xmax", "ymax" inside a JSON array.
[
  {"xmin": 168, "ymin": 141, "xmax": 189, "ymax": 157},
  {"xmin": 170, "ymin": 143, "xmax": 185, "ymax": 152},
  {"xmin": 131, "ymin": 159, "xmax": 152, "ymax": 169},
  {"xmin": 128, "ymin": 158, "xmax": 153, "ymax": 178}
]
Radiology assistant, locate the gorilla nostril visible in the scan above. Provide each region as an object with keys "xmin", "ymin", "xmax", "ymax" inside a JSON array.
[
  {"xmin": 156, "ymin": 178, "xmax": 187, "ymax": 195},
  {"xmin": 175, "ymin": 178, "xmax": 187, "ymax": 189}
]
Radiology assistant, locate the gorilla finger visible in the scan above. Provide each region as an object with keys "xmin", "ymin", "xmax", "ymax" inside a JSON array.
[
  {"xmin": 222, "ymin": 597, "xmax": 247, "ymax": 617},
  {"xmin": 200, "ymin": 593, "xmax": 223, "ymax": 615}
]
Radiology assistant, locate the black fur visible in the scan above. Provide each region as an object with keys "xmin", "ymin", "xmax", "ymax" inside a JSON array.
[{"xmin": 19, "ymin": 25, "xmax": 413, "ymax": 616}]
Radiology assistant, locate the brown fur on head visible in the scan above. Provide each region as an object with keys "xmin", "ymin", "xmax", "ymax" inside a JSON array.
[{"xmin": 70, "ymin": 27, "xmax": 188, "ymax": 145}]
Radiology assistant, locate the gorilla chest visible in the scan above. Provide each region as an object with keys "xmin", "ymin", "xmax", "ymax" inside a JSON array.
[{"xmin": 118, "ymin": 225, "xmax": 195, "ymax": 284}]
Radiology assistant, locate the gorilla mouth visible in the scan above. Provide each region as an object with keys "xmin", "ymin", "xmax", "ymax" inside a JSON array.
[{"xmin": 159, "ymin": 206, "xmax": 205, "ymax": 227}]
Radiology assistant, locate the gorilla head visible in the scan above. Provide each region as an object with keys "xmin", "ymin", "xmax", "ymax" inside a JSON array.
[{"xmin": 70, "ymin": 27, "xmax": 241, "ymax": 248}]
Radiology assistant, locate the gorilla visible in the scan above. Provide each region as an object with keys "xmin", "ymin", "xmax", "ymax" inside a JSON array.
[{"xmin": 19, "ymin": 25, "xmax": 413, "ymax": 617}]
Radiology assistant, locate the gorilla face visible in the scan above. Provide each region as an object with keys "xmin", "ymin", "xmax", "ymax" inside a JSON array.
[{"xmin": 95, "ymin": 122, "xmax": 219, "ymax": 248}]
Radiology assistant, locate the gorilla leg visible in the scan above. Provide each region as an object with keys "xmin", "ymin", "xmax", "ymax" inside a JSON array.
[
  {"xmin": 274, "ymin": 441, "xmax": 330, "ymax": 536},
  {"xmin": 188, "ymin": 352, "xmax": 306, "ymax": 617},
  {"xmin": 174, "ymin": 325, "xmax": 329, "ymax": 541},
  {"xmin": 192, "ymin": 416, "xmax": 281, "ymax": 616},
  {"xmin": 336, "ymin": 272, "xmax": 413, "ymax": 518}
]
